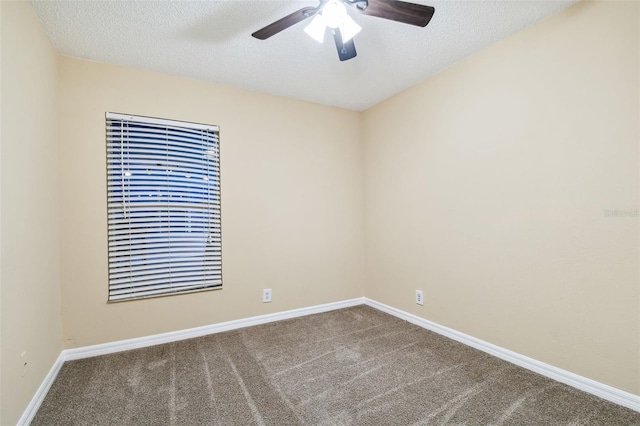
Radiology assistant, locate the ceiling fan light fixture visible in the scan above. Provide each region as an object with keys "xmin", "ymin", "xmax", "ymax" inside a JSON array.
[
  {"xmin": 322, "ymin": 0, "xmax": 347, "ymax": 29},
  {"xmin": 253, "ymin": 0, "xmax": 436, "ymax": 63},
  {"xmin": 304, "ymin": 14, "xmax": 326, "ymax": 43},
  {"xmin": 340, "ymin": 14, "xmax": 361, "ymax": 43}
]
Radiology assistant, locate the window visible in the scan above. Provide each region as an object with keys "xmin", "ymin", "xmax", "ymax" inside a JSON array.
[{"xmin": 106, "ymin": 113, "xmax": 221, "ymax": 302}]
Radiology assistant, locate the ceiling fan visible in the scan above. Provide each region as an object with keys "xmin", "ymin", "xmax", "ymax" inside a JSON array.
[{"xmin": 252, "ymin": 0, "xmax": 435, "ymax": 61}]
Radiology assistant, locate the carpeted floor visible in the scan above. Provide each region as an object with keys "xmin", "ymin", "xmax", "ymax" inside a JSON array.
[{"xmin": 33, "ymin": 305, "xmax": 640, "ymax": 425}]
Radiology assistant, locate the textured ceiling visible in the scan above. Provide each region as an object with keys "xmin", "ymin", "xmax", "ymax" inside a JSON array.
[{"xmin": 31, "ymin": 0, "xmax": 578, "ymax": 111}]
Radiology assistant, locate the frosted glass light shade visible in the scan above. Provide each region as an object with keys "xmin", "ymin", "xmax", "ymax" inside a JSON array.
[
  {"xmin": 304, "ymin": 1, "xmax": 361, "ymax": 45},
  {"xmin": 340, "ymin": 15, "xmax": 361, "ymax": 43},
  {"xmin": 322, "ymin": 1, "xmax": 347, "ymax": 28},
  {"xmin": 304, "ymin": 14, "xmax": 326, "ymax": 43}
]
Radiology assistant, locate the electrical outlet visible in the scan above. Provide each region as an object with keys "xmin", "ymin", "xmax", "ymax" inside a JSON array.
[
  {"xmin": 263, "ymin": 288, "xmax": 272, "ymax": 303},
  {"xmin": 415, "ymin": 290, "xmax": 424, "ymax": 306},
  {"xmin": 20, "ymin": 351, "xmax": 28, "ymax": 377}
]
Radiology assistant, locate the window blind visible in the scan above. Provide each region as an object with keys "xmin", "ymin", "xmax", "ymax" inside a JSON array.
[{"xmin": 106, "ymin": 112, "xmax": 222, "ymax": 301}]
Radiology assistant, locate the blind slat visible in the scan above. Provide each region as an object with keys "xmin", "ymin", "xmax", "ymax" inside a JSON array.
[
  {"xmin": 109, "ymin": 255, "xmax": 222, "ymax": 270},
  {"xmin": 109, "ymin": 281, "xmax": 222, "ymax": 301},
  {"xmin": 109, "ymin": 262, "xmax": 222, "ymax": 278},
  {"xmin": 110, "ymin": 269, "xmax": 223, "ymax": 287}
]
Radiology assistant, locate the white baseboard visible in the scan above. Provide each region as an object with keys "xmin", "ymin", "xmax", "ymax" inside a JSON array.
[
  {"xmin": 64, "ymin": 297, "xmax": 366, "ymax": 361},
  {"xmin": 17, "ymin": 352, "xmax": 66, "ymax": 426},
  {"xmin": 364, "ymin": 297, "xmax": 640, "ymax": 413},
  {"xmin": 20, "ymin": 295, "xmax": 639, "ymax": 424}
]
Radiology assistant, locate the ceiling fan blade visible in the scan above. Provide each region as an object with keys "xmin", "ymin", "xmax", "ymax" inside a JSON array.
[
  {"xmin": 332, "ymin": 29, "xmax": 357, "ymax": 61},
  {"xmin": 252, "ymin": 7, "xmax": 318, "ymax": 40},
  {"xmin": 359, "ymin": 0, "xmax": 434, "ymax": 27}
]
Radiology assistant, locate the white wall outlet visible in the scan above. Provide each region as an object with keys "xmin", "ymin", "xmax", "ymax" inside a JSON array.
[
  {"xmin": 20, "ymin": 351, "xmax": 28, "ymax": 377},
  {"xmin": 263, "ymin": 288, "xmax": 272, "ymax": 303},
  {"xmin": 415, "ymin": 290, "xmax": 424, "ymax": 306}
]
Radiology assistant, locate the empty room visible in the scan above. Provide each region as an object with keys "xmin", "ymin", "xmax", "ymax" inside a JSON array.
[{"xmin": 1, "ymin": 0, "xmax": 639, "ymax": 424}]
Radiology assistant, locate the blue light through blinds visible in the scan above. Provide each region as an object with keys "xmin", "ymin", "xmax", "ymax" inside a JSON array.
[{"xmin": 106, "ymin": 113, "xmax": 221, "ymax": 301}]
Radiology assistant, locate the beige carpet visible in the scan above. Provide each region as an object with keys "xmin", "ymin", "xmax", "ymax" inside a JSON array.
[{"xmin": 33, "ymin": 306, "xmax": 640, "ymax": 425}]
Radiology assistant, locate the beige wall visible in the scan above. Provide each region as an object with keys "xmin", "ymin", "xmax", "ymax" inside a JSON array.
[
  {"xmin": 0, "ymin": 2, "xmax": 3, "ymax": 423},
  {"xmin": 1, "ymin": 2, "xmax": 64, "ymax": 424},
  {"xmin": 363, "ymin": 0, "xmax": 639, "ymax": 394},
  {"xmin": 57, "ymin": 57, "xmax": 365, "ymax": 348},
  {"xmin": 0, "ymin": 3, "xmax": 3, "ymax": 422}
]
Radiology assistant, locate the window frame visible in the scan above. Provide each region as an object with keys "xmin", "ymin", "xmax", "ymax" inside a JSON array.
[{"xmin": 105, "ymin": 112, "xmax": 222, "ymax": 302}]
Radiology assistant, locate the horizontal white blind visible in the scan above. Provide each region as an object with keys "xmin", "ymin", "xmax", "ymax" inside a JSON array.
[{"xmin": 106, "ymin": 113, "xmax": 222, "ymax": 301}]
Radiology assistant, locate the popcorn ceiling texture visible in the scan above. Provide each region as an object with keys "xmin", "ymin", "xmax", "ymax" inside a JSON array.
[{"xmin": 30, "ymin": 0, "xmax": 577, "ymax": 111}]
